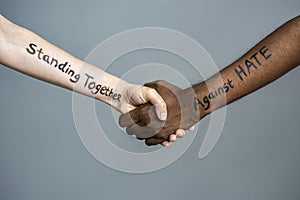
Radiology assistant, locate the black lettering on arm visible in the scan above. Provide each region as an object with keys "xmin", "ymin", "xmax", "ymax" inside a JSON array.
[
  {"xmin": 234, "ymin": 46, "xmax": 272, "ymax": 81},
  {"xmin": 26, "ymin": 43, "xmax": 37, "ymax": 54},
  {"xmin": 194, "ymin": 78, "xmax": 234, "ymax": 111},
  {"xmin": 25, "ymin": 43, "xmax": 122, "ymax": 102},
  {"xmin": 260, "ymin": 46, "xmax": 272, "ymax": 60},
  {"xmin": 235, "ymin": 65, "xmax": 247, "ymax": 81}
]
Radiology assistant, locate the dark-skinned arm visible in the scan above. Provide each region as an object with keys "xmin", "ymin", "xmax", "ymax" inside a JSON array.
[{"xmin": 119, "ymin": 15, "xmax": 300, "ymax": 146}]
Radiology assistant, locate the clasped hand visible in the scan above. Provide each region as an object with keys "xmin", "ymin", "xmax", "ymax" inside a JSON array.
[{"xmin": 119, "ymin": 80, "xmax": 200, "ymax": 146}]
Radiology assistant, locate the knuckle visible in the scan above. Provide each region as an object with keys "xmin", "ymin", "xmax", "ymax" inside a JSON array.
[
  {"xmin": 147, "ymin": 88, "xmax": 157, "ymax": 96},
  {"xmin": 145, "ymin": 139, "xmax": 153, "ymax": 146},
  {"xmin": 156, "ymin": 80, "xmax": 165, "ymax": 85},
  {"xmin": 118, "ymin": 116, "xmax": 124, "ymax": 126},
  {"xmin": 159, "ymin": 100, "xmax": 166, "ymax": 108},
  {"xmin": 157, "ymin": 134, "xmax": 169, "ymax": 141},
  {"xmin": 126, "ymin": 126, "xmax": 137, "ymax": 135}
]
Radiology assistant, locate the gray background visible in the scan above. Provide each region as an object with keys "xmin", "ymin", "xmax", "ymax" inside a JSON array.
[{"xmin": 0, "ymin": 0, "xmax": 300, "ymax": 200}]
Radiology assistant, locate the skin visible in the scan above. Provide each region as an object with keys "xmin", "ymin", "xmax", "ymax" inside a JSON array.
[
  {"xmin": 0, "ymin": 14, "xmax": 187, "ymax": 146},
  {"xmin": 119, "ymin": 15, "xmax": 300, "ymax": 146}
]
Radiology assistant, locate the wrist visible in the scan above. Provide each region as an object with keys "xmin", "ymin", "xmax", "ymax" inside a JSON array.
[
  {"xmin": 109, "ymin": 79, "xmax": 131, "ymax": 112},
  {"xmin": 176, "ymin": 87, "xmax": 202, "ymax": 126},
  {"xmin": 91, "ymin": 73, "xmax": 129, "ymax": 112},
  {"xmin": 187, "ymin": 82, "xmax": 211, "ymax": 119}
]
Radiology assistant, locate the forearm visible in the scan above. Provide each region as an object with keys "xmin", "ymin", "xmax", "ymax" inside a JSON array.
[
  {"xmin": 0, "ymin": 15, "xmax": 128, "ymax": 111},
  {"xmin": 193, "ymin": 15, "xmax": 300, "ymax": 118},
  {"xmin": 119, "ymin": 15, "xmax": 300, "ymax": 145}
]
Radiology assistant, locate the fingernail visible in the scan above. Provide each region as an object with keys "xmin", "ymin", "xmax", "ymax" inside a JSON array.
[
  {"xmin": 160, "ymin": 112, "xmax": 167, "ymax": 120},
  {"xmin": 178, "ymin": 131, "xmax": 183, "ymax": 137},
  {"xmin": 164, "ymin": 142, "xmax": 170, "ymax": 147}
]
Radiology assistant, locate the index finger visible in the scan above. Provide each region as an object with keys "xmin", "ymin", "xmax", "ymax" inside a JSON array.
[
  {"xmin": 119, "ymin": 112, "xmax": 136, "ymax": 127},
  {"xmin": 119, "ymin": 103, "xmax": 152, "ymax": 127}
]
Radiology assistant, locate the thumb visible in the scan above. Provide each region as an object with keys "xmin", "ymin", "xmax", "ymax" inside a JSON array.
[{"xmin": 144, "ymin": 87, "xmax": 167, "ymax": 121}]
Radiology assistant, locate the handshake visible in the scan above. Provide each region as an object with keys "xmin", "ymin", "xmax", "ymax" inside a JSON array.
[
  {"xmin": 1, "ymin": 14, "xmax": 298, "ymax": 148},
  {"xmin": 117, "ymin": 16, "xmax": 300, "ymax": 147},
  {"xmin": 118, "ymin": 80, "xmax": 210, "ymax": 147}
]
